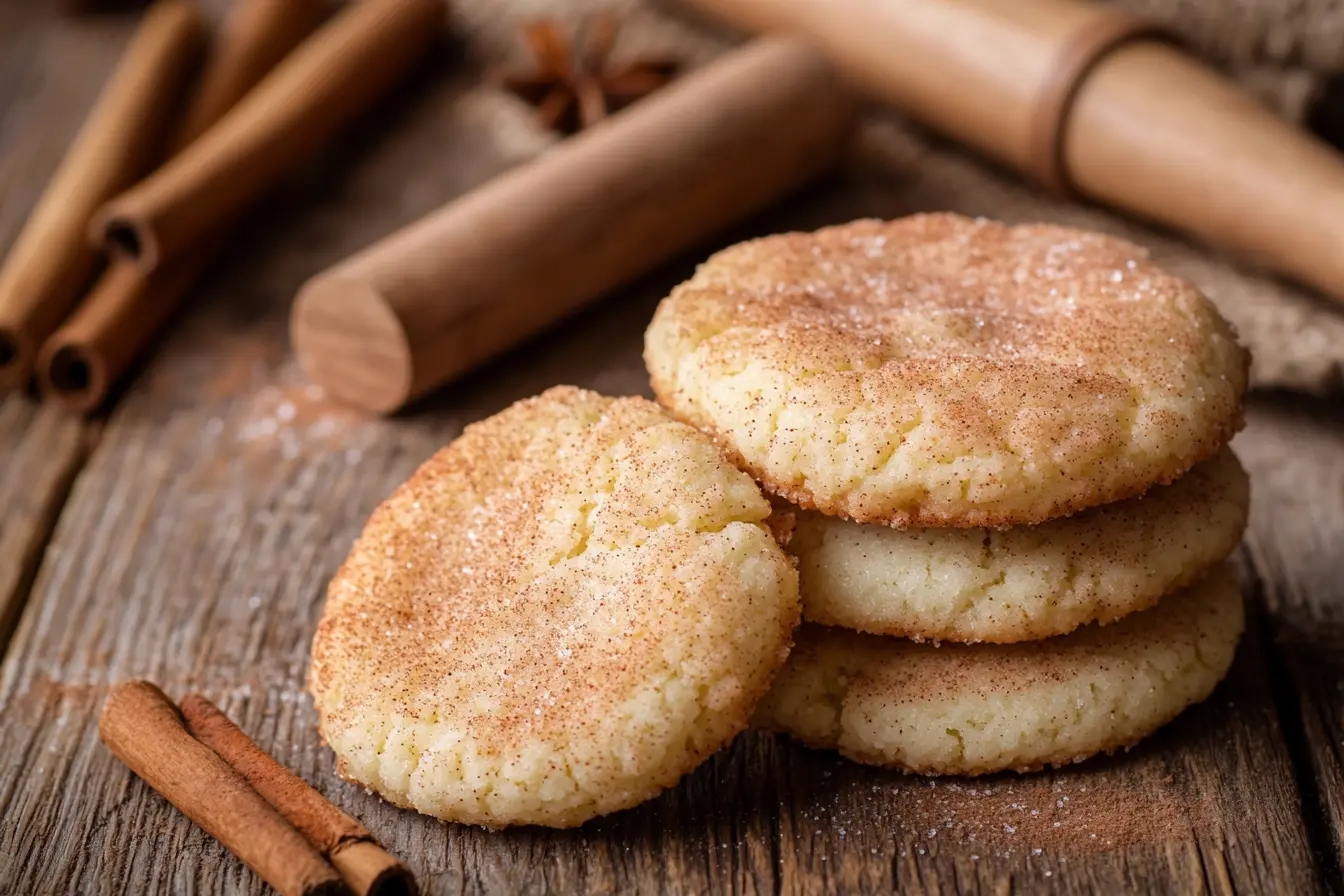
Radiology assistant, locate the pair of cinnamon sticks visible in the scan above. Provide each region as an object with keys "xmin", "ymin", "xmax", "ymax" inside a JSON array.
[
  {"xmin": 100, "ymin": 681, "xmax": 415, "ymax": 896},
  {"xmin": 0, "ymin": 0, "xmax": 443, "ymax": 412}
]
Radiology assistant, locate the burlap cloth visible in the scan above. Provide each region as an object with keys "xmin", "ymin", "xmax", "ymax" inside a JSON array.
[{"xmin": 452, "ymin": 0, "xmax": 1344, "ymax": 393}]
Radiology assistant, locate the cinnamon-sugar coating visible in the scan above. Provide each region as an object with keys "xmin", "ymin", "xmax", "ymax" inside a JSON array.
[
  {"xmin": 309, "ymin": 387, "xmax": 799, "ymax": 828},
  {"xmin": 645, "ymin": 214, "xmax": 1248, "ymax": 527}
]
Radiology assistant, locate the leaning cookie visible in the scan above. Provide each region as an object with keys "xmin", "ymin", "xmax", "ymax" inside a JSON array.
[
  {"xmin": 788, "ymin": 448, "xmax": 1248, "ymax": 643},
  {"xmin": 646, "ymin": 213, "xmax": 1248, "ymax": 528},
  {"xmin": 309, "ymin": 386, "xmax": 800, "ymax": 828},
  {"xmin": 754, "ymin": 564, "xmax": 1242, "ymax": 775}
]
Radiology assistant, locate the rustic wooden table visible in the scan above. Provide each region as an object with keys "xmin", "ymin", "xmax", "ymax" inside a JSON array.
[{"xmin": 4, "ymin": 6, "xmax": 1344, "ymax": 894}]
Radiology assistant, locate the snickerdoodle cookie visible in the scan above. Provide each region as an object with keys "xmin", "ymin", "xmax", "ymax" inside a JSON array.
[
  {"xmin": 754, "ymin": 564, "xmax": 1242, "ymax": 775},
  {"xmin": 788, "ymin": 448, "xmax": 1248, "ymax": 643},
  {"xmin": 309, "ymin": 387, "xmax": 799, "ymax": 828},
  {"xmin": 645, "ymin": 214, "xmax": 1248, "ymax": 527}
]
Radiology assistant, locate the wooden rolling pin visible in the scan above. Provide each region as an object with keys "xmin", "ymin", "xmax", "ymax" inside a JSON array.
[
  {"xmin": 681, "ymin": 0, "xmax": 1344, "ymax": 307},
  {"xmin": 292, "ymin": 37, "xmax": 855, "ymax": 414}
]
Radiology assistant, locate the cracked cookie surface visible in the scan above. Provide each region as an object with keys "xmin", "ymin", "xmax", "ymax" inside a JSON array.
[
  {"xmin": 309, "ymin": 386, "xmax": 800, "ymax": 828},
  {"xmin": 645, "ymin": 214, "xmax": 1248, "ymax": 527},
  {"xmin": 753, "ymin": 563, "xmax": 1242, "ymax": 775},
  {"xmin": 787, "ymin": 448, "xmax": 1248, "ymax": 643}
]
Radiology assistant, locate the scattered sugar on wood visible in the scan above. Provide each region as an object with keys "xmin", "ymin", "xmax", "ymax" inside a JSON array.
[{"xmin": 231, "ymin": 363, "xmax": 368, "ymax": 457}]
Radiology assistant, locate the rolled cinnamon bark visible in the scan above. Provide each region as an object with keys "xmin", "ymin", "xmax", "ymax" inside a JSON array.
[
  {"xmin": 99, "ymin": 681, "xmax": 346, "ymax": 896},
  {"xmin": 37, "ymin": 0, "xmax": 326, "ymax": 412},
  {"xmin": 38, "ymin": 261, "xmax": 192, "ymax": 409},
  {"xmin": 181, "ymin": 694, "xmax": 416, "ymax": 896},
  {"xmin": 292, "ymin": 36, "xmax": 856, "ymax": 414},
  {"xmin": 0, "ymin": 0, "xmax": 205, "ymax": 391},
  {"xmin": 92, "ymin": 0, "xmax": 445, "ymax": 273},
  {"xmin": 682, "ymin": 0, "xmax": 1344, "ymax": 307},
  {"xmin": 172, "ymin": 0, "xmax": 328, "ymax": 150}
]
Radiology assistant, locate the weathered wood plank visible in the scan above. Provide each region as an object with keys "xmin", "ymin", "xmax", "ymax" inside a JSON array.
[
  {"xmin": 0, "ymin": 8, "xmax": 128, "ymax": 654},
  {"xmin": 0, "ymin": 399, "xmax": 91, "ymax": 650},
  {"xmin": 1235, "ymin": 395, "xmax": 1344, "ymax": 891},
  {"xmin": 0, "ymin": 7, "xmax": 1338, "ymax": 896}
]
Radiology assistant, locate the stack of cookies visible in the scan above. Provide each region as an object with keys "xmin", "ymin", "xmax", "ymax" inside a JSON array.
[
  {"xmin": 308, "ymin": 212, "xmax": 1249, "ymax": 832},
  {"xmin": 644, "ymin": 213, "xmax": 1250, "ymax": 775}
]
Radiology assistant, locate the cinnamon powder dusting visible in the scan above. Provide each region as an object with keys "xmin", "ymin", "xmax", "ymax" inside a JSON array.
[{"xmin": 786, "ymin": 751, "xmax": 1216, "ymax": 861}]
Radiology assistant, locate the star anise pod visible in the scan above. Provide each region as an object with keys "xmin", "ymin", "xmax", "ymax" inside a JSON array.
[{"xmin": 498, "ymin": 14, "xmax": 680, "ymax": 134}]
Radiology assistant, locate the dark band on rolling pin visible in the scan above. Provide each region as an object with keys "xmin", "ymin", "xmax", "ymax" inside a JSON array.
[{"xmin": 1027, "ymin": 11, "xmax": 1173, "ymax": 195}]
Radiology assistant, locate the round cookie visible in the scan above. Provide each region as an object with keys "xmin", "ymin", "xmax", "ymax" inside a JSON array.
[
  {"xmin": 309, "ymin": 386, "xmax": 800, "ymax": 828},
  {"xmin": 645, "ymin": 213, "xmax": 1248, "ymax": 527},
  {"xmin": 788, "ymin": 448, "xmax": 1248, "ymax": 643},
  {"xmin": 753, "ymin": 564, "xmax": 1243, "ymax": 775}
]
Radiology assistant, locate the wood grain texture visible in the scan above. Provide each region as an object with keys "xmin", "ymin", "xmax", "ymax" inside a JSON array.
[
  {"xmin": 1, "ymin": 5, "xmax": 1343, "ymax": 895},
  {"xmin": 0, "ymin": 398, "xmax": 92, "ymax": 651},
  {"xmin": 1235, "ymin": 395, "xmax": 1344, "ymax": 891}
]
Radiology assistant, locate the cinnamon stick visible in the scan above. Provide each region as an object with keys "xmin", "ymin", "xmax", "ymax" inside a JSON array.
[
  {"xmin": 0, "ymin": 0, "xmax": 206, "ymax": 391},
  {"xmin": 181, "ymin": 694, "xmax": 416, "ymax": 896},
  {"xmin": 37, "ymin": 260, "xmax": 192, "ymax": 409},
  {"xmin": 173, "ymin": 0, "xmax": 328, "ymax": 150},
  {"xmin": 99, "ymin": 681, "xmax": 346, "ymax": 896},
  {"xmin": 92, "ymin": 0, "xmax": 445, "ymax": 273},
  {"xmin": 292, "ymin": 36, "xmax": 855, "ymax": 414},
  {"xmin": 37, "ymin": 0, "xmax": 326, "ymax": 412}
]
